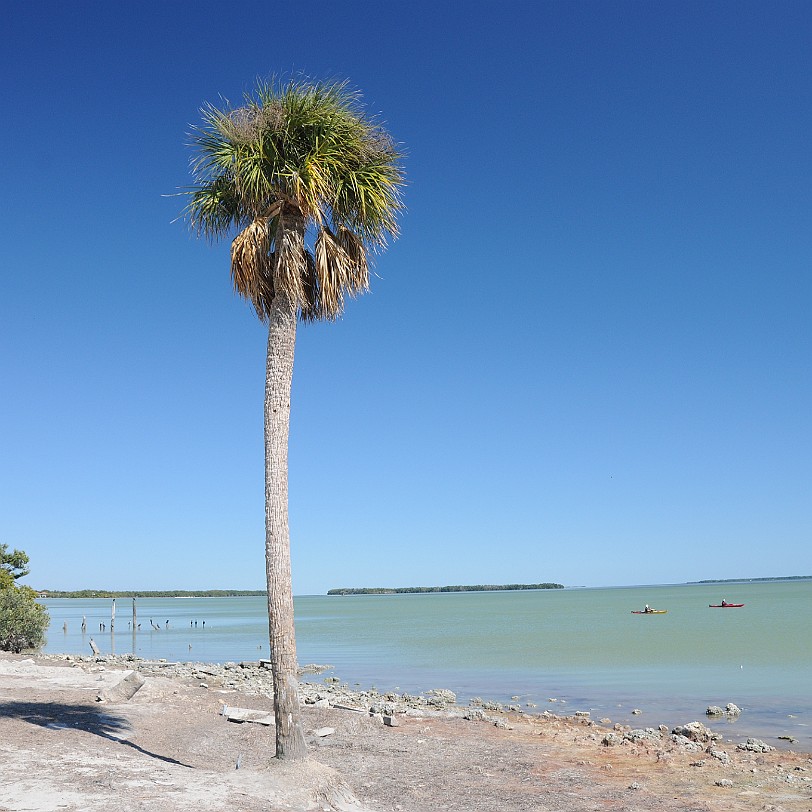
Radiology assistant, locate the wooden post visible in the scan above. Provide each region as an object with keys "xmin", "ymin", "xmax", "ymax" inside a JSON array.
[
  {"xmin": 132, "ymin": 597, "xmax": 137, "ymax": 630},
  {"xmin": 111, "ymin": 598, "xmax": 116, "ymax": 632},
  {"xmin": 89, "ymin": 638, "xmax": 100, "ymax": 656}
]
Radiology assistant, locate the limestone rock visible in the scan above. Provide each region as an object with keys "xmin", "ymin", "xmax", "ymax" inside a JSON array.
[
  {"xmin": 737, "ymin": 738, "xmax": 775, "ymax": 753},
  {"xmin": 95, "ymin": 670, "xmax": 145, "ymax": 703},
  {"xmin": 672, "ymin": 722, "xmax": 719, "ymax": 743}
]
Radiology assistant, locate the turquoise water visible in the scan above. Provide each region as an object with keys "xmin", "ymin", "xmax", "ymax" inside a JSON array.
[{"xmin": 39, "ymin": 580, "xmax": 812, "ymax": 748}]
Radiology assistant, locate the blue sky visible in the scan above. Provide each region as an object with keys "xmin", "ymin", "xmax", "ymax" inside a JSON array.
[{"xmin": 1, "ymin": 1, "xmax": 809, "ymax": 594}]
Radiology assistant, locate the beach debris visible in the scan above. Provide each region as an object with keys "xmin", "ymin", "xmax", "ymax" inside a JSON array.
[
  {"xmin": 778, "ymin": 735, "xmax": 796, "ymax": 743},
  {"xmin": 331, "ymin": 703, "xmax": 366, "ymax": 714},
  {"xmin": 95, "ymin": 670, "xmax": 145, "ymax": 703},
  {"xmin": 736, "ymin": 738, "xmax": 775, "ymax": 753},
  {"xmin": 220, "ymin": 704, "xmax": 274, "ymax": 726}
]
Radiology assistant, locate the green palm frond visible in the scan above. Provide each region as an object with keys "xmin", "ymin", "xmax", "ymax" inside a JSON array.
[{"xmin": 184, "ymin": 76, "xmax": 404, "ymax": 322}]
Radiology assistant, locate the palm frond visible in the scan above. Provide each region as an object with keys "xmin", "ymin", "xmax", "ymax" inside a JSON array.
[
  {"xmin": 230, "ymin": 219, "xmax": 275, "ymax": 319},
  {"xmin": 183, "ymin": 76, "xmax": 405, "ymax": 322}
]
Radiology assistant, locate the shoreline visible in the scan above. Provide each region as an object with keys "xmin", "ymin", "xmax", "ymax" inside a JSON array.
[
  {"xmin": 31, "ymin": 650, "xmax": 811, "ymax": 755},
  {"xmin": 2, "ymin": 650, "xmax": 811, "ymax": 812}
]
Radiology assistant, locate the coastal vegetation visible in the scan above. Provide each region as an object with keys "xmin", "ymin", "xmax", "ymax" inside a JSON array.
[
  {"xmin": 0, "ymin": 543, "xmax": 49, "ymax": 653},
  {"xmin": 39, "ymin": 589, "xmax": 266, "ymax": 598},
  {"xmin": 328, "ymin": 583, "xmax": 564, "ymax": 595},
  {"xmin": 184, "ymin": 77, "xmax": 404, "ymax": 760},
  {"xmin": 689, "ymin": 576, "xmax": 811, "ymax": 584}
]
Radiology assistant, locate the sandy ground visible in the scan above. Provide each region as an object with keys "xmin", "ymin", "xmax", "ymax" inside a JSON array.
[{"xmin": 0, "ymin": 652, "xmax": 810, "ymax": 812}]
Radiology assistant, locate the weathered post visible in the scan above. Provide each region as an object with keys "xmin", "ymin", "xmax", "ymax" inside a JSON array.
[
  {"xmin": 111, "ymin": 598, "xmax": 116, "ymax": 632},
  {"xmin": 131, "ymin": 597, "xmax": 137, "ymax": 655}
]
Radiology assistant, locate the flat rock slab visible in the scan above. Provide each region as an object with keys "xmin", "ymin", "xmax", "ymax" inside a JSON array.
[
  {"xmin": 221, "ymin": 704, "xmax": 275, "ymax": 725},
  {"xmin": 0, "ymin": 659, "xmax": 132, "ymax": 692}
]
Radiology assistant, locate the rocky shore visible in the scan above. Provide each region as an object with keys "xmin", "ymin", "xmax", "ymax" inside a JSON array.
[{"xmin": 2, "ymin": 651, "xmax": 811, "ymax": 811}]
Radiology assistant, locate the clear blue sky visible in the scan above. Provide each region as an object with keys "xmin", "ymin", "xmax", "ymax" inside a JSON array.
[{"xmin": 2, "ymin": 1, "xmax": 809, "ymax": 594}]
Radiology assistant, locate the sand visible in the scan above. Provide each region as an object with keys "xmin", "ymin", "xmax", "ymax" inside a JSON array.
[{"xmin": 0, "ymin": 651, "xmax": 810, "ymax": 811}]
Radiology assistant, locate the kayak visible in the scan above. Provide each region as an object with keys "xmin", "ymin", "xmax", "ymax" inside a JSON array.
[
  {"xmin": 709, "ymin": 603, "xmax": 744, "ymax": 608},
  {"xmin": 631, "ymin": 610, "xmax": 667, "ymax": 614}
]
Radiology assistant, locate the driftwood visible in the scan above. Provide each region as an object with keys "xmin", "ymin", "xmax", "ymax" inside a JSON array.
[{"xmin": 88, "ymin": 638, "xmax": 100, "ymax": 656}]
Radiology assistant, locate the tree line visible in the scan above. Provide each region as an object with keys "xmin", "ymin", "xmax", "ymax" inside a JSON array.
[
  {"xmin": 327, "ymin": 583, "xmax": 565, "ymax": 595},
  {"xmin": 39, "ymin": 589, "xmax": 266, "ymax": 598}
]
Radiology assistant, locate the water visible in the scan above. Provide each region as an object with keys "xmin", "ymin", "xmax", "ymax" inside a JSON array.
[{"xmin": 39, "ymin": 580, "xmax": 812, "ymax": 749}]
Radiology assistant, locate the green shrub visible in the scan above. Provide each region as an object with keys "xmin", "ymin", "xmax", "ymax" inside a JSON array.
[{"xmin": 0, "ymin": 585, "xmax": 50, "ymax": 653}]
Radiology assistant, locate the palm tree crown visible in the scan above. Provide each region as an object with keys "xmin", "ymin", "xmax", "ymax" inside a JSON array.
[{"xmin": 186, "ymin": 78, "xmax": 404, "ymax": 321}]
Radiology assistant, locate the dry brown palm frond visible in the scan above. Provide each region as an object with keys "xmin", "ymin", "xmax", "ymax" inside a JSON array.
[
  {"xmin": 334, "ymin": 226, "xmax": 369, "ymax": 292},
  {"xmin": 312, "ymin": 227, "xmax": 370, "ymax": 320},
  {"xmin": 272, "ymin": 212, "xmax": 308, "ymax": 313},
  {"xmin": 230, "ymin": 219, "xmax": 275, "ymax": 320}
]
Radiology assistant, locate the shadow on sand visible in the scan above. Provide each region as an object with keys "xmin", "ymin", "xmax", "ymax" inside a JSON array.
[{"xmin": 0, "ymin": 700, "xmax": 193, "ymax": 767}]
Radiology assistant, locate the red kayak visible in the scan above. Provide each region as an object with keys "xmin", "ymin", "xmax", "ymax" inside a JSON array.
[{"xmin": 709, "ymin": 603, "xmax": 744, "ymax": 608}]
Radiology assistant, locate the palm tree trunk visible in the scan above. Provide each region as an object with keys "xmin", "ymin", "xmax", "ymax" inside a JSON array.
[{"xmin": 264, "ymin": 273, "xmax": 307, "ymax": 760}]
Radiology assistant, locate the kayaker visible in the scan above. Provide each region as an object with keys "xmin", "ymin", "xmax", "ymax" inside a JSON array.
[
  {"xmin": 644, "ymin": 604, "xmax": 651, "ymax": 613},
  {"xmin": 721, "ymin": 599, "xmax": 728, "ymax": 606}
]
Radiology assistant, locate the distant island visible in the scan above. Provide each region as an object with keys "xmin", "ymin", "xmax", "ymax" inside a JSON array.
[
  {"xmin": 38, "ymin": 590, "xmax": 266, "ymax": 598},
  {"xmin": 688, "ymin": 576, "xmax": 811, "ymax": 585},
  {"xmin": 327, "ymin": 583, "xmax": 564, "ymax": 595}
]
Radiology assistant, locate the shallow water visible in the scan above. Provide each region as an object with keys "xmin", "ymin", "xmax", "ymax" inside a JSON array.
[{"xmin": 40, "ymin": 580, "xmax": 812, "ymax": 748}]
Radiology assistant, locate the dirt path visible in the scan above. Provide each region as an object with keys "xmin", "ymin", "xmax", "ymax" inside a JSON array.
[{"xmin": 0, "ymin": 653, "xmax": 810, "ymax": 811}]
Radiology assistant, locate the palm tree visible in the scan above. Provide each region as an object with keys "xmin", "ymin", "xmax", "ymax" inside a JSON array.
[{"xmin": 184, "ymin": 78, "xmax": 404, "ymax": 759}]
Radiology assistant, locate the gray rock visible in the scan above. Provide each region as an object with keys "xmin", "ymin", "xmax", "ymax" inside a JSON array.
[
  {"xmin": 706, "ymin": 705, "xmax": 725, "ymax": 716},
  {"xmin": 671, "ymin": 734, "xmax": 703, "ymax": 752},
  {"xmin": 737, "ymin": 738, "xmax": 775, "ymax": 753},
  {"xmin": 715, "ymin": 779, "xmax": 733, "ymax": 788},
  {"xmin": 624, "ymin": 728, "xmax": 660, "ymax": 743},
  {"xmin": 426, "ymin": 688, "xmax": 457, "ymax": 704},
  {"xmin": 672, "ymin": 722, "xmax": 719, "ymax": 743}
]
